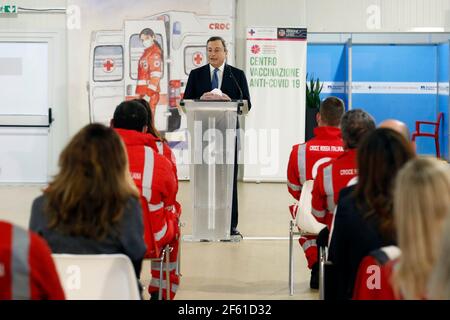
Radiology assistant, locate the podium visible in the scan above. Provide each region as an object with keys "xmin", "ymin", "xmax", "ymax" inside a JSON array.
[{"xmin": 181, "ymin": 100, "xmax": 248, "ymax": 241}]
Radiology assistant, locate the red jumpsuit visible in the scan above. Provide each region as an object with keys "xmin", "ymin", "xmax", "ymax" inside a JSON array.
[
  {"xmin": 136, "ymin": 45, "xmax": 163, "ymax": 114},
  {"xmin": 148, "ymin": 135, "xmax": 178, "ymax": 184},
  {"xmin": 0, "ymin": 221, "xmax": 65, "ymax": 300},
  {"xmin": 312, "ymin": 149, "xmax": 358, "ymax": 228},
  {"xmin": 306, "ymin": 149, "xmax": 358, "ymax": 268},
  {"xmin": 287, "ymin": 127, "xmax": 344, "ymax": 269},
  {"xmin": 115, "ymin": 128, "xmax": 179, "ymax": 300},
  {"xmin": 148, "ymin": 134, "xmax": 181, "ymax": 217}
]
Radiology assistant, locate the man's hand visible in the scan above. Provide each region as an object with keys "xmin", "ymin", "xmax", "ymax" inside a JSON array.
[{"xmin": 200, "ymin": 91, "xmax": 231, "ymax": 101}]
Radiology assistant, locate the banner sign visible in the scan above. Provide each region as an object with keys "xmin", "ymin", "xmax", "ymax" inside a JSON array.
[{"xmin": 244, "ymin": 27, "xmax": 307, "ymax": 181}]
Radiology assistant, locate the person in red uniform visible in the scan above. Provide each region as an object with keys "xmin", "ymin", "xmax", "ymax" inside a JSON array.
[
  {"xmin": 0, "ymin": 221, "xmax": 65, "ymax": 300},
  {"xmin": 134, "ymin": 98, "xmax": 181, "ymax": 218},
  {"xmin": 286, "ymin": 97, "xmax": 345, "ymax": 285},
  {"xmin": 111, "ymin": 100, "xmax": 180, "ymax": 300},
  {"xmin": 136, "ymin": 28, "xmax": 163, "ymax": 115},
  {"xmin": 309, "ymin": 109, "xmax": 376, "ymax": 288},
  {"xmin": 134, "ymin": 99, "xmax": 178, "ymax": 181}
]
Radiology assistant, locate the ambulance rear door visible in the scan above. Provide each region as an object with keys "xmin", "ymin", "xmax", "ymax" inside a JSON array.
[
  {"xmin": 89, "ymin": 31, "xmax": 125, "ymax": 125},
  {"xmin": 124, "ymin": 20, "xmax": 169, "ymax": 131}
]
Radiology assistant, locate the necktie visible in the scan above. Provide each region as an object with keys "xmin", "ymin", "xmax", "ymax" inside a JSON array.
[{"xmin": 211, "ymin": 68, "xmax": 219, "ymax": 89}]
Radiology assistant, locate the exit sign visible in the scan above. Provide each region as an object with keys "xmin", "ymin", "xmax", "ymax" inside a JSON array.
[{"xmin": 0, "ymin": 5, "xmax": 18, "ymax": 14}]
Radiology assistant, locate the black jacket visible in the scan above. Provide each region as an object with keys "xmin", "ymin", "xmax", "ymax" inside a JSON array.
[
  {"xmin": 183, "ymin": 63, "xmax": 252, "ymax": 110},
  {"xmin": 327, "ymin": 186, "xmax": 396, "ymax": 300}
]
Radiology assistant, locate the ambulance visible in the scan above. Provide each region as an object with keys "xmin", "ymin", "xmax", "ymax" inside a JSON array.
[{"xmin": 88, "ymin": 10, "xmax": 234, "ymax": 145}]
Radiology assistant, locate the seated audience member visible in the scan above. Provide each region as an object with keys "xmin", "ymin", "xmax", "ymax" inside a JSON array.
[
  {"xmin": 286, "ymin": 96, "xmax": 345, "ymax": 288},
  {"xmin": 311, "ymin": 109, "xmax": 376, "ymax": 231},
  {"xmin": 134, "ymin": 99, "xmax": 182, "ymax": 218},
  {"xmin": 0, "ymin": 221, "xmax": 65, "ymax": 300},
  {"xmin": 428, "ymin": 213, "xmax": 450, "ymax": 300},
  {"xmin": 134, "ymin": 99, "xmax": 178, "ymax": 181},
  {"xmin": 311, "ymin": 109, "xmax": 376, "ymax": 273},
  {"xmin": 29, "ymin": 124, "xmax": 146, "ymax": 279},
  {"xmin": 378, "ymin": 119, "xmax": 410, "ymax": 141},
  {"xmin": 111, "ymin": 100, "xmax": 180, "ymax": 300},
  {"xmin": 392, "ymin": 157, "xmax": 450, "ymax": 300},
  {"xmin": 327, "ymin": 128, "xmax": 415, "ymax": 300}
]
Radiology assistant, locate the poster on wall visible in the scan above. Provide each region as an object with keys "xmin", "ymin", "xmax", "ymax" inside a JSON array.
[
  {"xmin": 244, "ymin": 27, "xmax": 307, "ymax": 182},
  {"xmin": 67, "ymin": 0, "xmax": 236, "ymax": 179}
]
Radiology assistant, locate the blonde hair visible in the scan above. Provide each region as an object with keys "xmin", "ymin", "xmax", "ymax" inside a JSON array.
[
  {"xmin": 428, "ymin": 214, "xmax": 450, "ymax": 299},
  {"xmin": 393, "ymin": 157, "xmax": 450, "ymax": 299}
]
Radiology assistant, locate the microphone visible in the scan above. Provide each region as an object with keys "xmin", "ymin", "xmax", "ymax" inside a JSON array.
[{"xmin": 229, "ymin": 70, "xmax": 244, "ymax": 113}]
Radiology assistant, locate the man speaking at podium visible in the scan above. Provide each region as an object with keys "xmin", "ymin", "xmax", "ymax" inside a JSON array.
[{"xmin": 184, "ymin": 36, "xmax": 251, "ymax": 239}]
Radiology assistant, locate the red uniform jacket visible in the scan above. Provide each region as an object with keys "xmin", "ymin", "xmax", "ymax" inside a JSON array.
[
  {"xmin": 353, "ymin": 247, "xmax": 400, "ymax": 300},
  {"xmin": 148, "ymin": 134, "xmax": 178, "ymax": 182},
  {"xmin": 0, "ymin": 221, "xmax": 65, "ymax": 300},
  {"xmin": 136, "ymin": 45, "xmax": 162, "ymax": 97},
  {"xmin": 115, "ymin": 129, "xmax": 178, "ymax": 258},
  {"xmin": 147, "ymin": 134, "xmax": 181, "ymax": 218},
  {"xmin": 311, "ymin": 148, "xmax": 358, "ymax": 228},
  {"xmin": 287, "ymin": 127, "xmax": 344, "ymax": 201}
]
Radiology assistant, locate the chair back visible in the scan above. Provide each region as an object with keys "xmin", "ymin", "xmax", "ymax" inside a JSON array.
[
  {"xmin": 52, "ymin": 254, "xmax": 140, "ymax": 300},
  {"xmin": 296, "ymin": 180, "xmax": 326, "ymax": 234},
  {"xmin": 436, "ymin": 112, "xmax": 444, "ymax": 135}
]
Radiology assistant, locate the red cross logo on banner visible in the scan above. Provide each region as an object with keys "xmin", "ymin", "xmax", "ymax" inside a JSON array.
[
  {"xmin": 251, "ymin": 45, "xmax": 261, "ymax": 54},
  {"xmin": 193, "ymin": 52, "xmax": 203, "ymax": 66},
  {"xmin": 103, "ymin": 59, "xmax": 115, "ymax": 73}
]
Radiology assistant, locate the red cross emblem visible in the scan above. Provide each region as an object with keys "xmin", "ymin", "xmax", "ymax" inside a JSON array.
[
  {"xmin": 193, "ymin": 52, "xmax": 203, "ymax": 66},
  {"xmin": 103, "ymin": 59, "xmax": 115, "ymax": 73},
  {"xmin": 251, "ymin": 45, "xmax": 261, "ymax": 54}
]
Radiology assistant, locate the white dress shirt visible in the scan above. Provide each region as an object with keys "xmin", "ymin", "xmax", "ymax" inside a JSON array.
[{"xmin": 209, "ymin": 62, "xmax": 225, "ymax": 90}]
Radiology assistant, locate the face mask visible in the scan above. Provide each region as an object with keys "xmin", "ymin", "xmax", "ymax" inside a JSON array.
[{"xmin": 142, "ymin": 39, "xmax": 154, "ymax": 48}]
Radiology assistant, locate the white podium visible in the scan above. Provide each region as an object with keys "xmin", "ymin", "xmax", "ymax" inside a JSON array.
[{"xmin": 181, "ymin": 99, "xmax": 248, "ymax": 241}]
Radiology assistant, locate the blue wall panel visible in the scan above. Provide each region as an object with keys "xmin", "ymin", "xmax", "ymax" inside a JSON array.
[
  {"xmin": 352, "ymin": 44, "xmax": 438, "ymax": 155},
  {"xmin": 307, "ymin": 44, "xmax": 348, "ymax": 107},
  {"xmin": 438, "ymin": 43, "xmax": 449, "ymax": 159},
  {"xmin": 352, "ymin": 45, "xmax": 437, "ymax": 82}
]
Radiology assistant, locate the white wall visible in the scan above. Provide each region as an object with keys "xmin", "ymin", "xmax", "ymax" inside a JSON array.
[
  {"xmin": 235, "ymin": 0, "xmax": 450, "ymax": 68},
  {"xmin": 235, "ymin": 0, "xmax": 307, "ymax": 69},
  {"xmin": 0, "ymin": 0, "xmax": 68, "ymax": 178},
  {"xmin": 4, "ymin": 0, "xmax": 450, "ymax": 156},
  {"xmin": 305, "ymin": 0, "xmax": 450, "ymax": 33}
]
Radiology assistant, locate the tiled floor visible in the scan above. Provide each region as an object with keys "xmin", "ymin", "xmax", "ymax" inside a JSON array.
[{"xmin": 0, "ymin": 181, "xmax": 318, "ymax": 300}]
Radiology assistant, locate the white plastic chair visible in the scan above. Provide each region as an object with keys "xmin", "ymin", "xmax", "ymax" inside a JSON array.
[
  {"xmin": 288, "ymin": 180, "xmax": 327, "ymax": 296},
  {"xmin": 52, "ymin": 254, "xmax": 141, "ymax": 300}
]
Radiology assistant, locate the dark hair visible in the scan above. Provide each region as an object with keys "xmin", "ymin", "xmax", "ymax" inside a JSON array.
[
  {"xmin": 113, "ymin": 100, "xmax": 148, "ymax": 132},
  {"xmin": 341, "ymin": 109, "xmax": 376, "ymax": 149},
  {"xmin": 319, "ymin": 97, "xmax": 345, "ymax": 126},
  {"xmin": 140, "ymin": 28, "xmax": 155, "ymax": 37},
  {"xmin": 133, "ymin": 98, "xmax": 166, "ymax": 142},
  {"xmin": 207, "ymin": 36, "xmax": 227, "ymax": 52},
  {"xmin": 354, "ymin": 128, "xmax": 415, "ymax": 240},
  {"xmin": 44, "ymin": 123, "xmax": 139, "ymax": 240}
]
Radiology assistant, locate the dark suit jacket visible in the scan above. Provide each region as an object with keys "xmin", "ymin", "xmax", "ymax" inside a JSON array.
[
  {"xmin": 327, "ymin": 186, "xmax": 396, "ymax": 300},
  {"xmin": 183, "ymin": 63, "xmax": 252, "ymax": 110}
]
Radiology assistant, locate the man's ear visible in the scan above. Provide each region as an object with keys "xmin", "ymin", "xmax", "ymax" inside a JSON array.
[
  {"xmin": 110, "ymin": 119, "xmax": 114, "ymax": 128},
  {"xmin": 316, "ymin": 112, "xmax": 321, "ymax": 125}
]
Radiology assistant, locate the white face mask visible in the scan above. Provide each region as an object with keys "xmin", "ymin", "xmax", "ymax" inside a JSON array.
[{"xmin": 142, "ymin": 39, "xmax": 154, "ymax": 48}]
